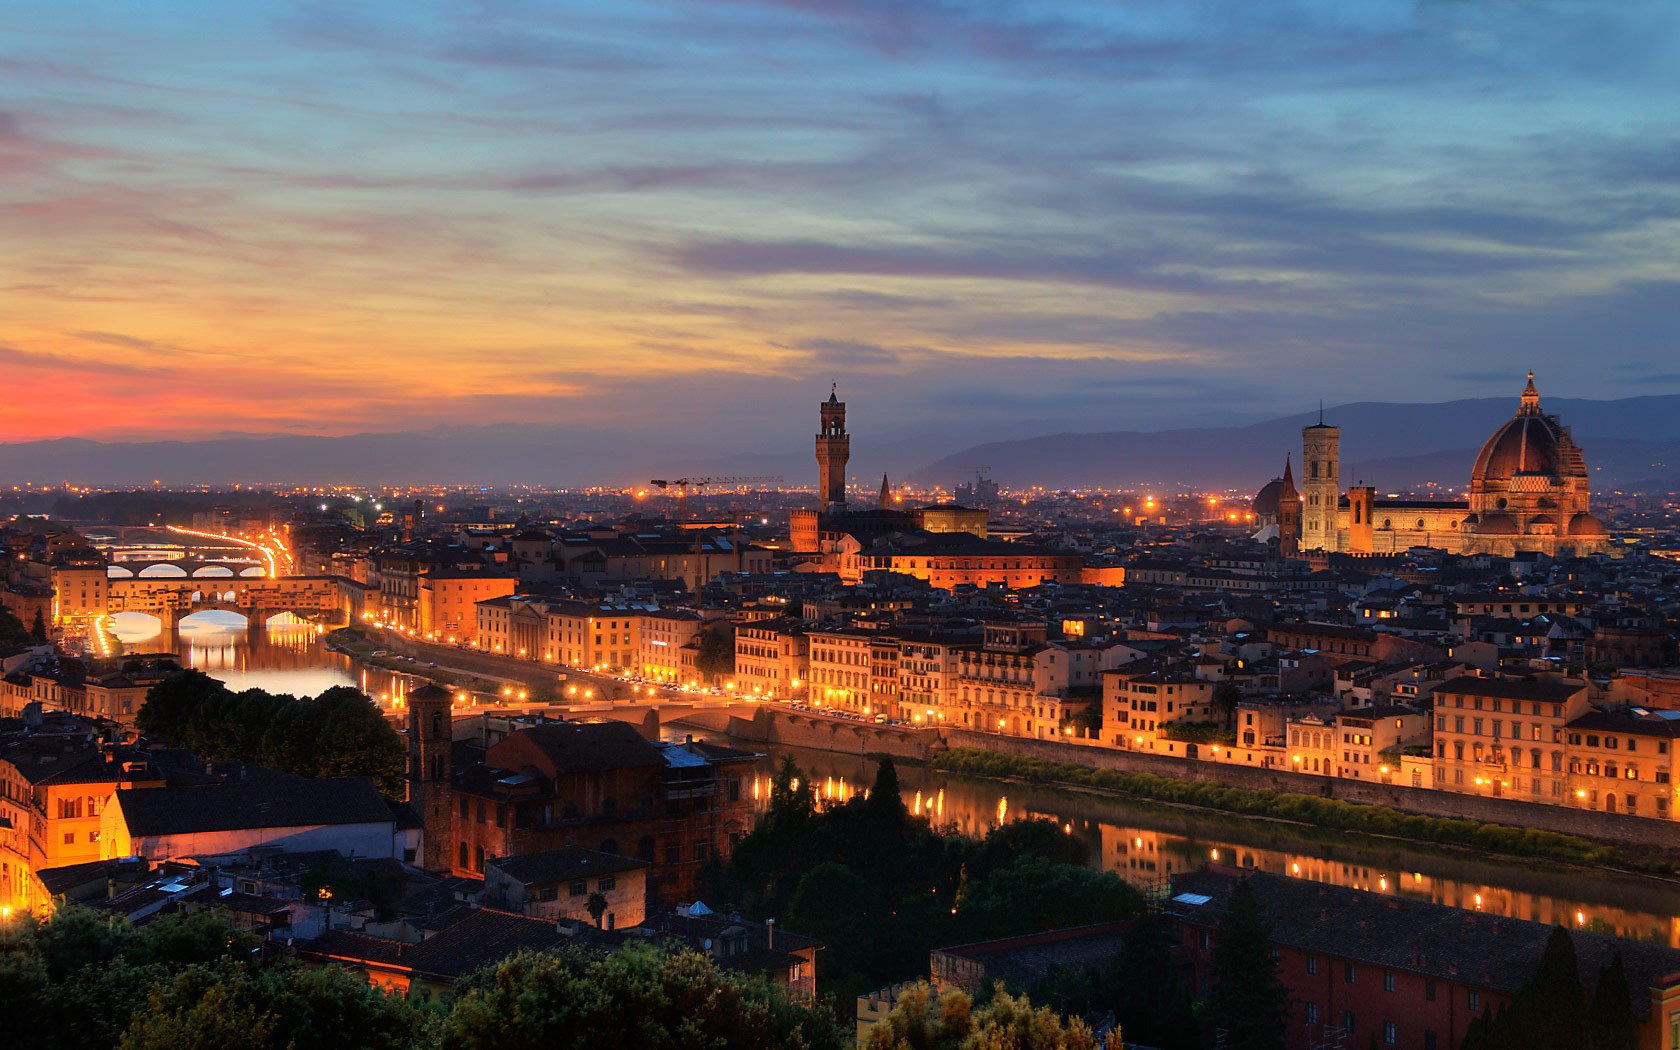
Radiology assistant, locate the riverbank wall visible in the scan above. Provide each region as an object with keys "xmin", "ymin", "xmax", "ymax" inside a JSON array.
[
  {"xmin": 719, "ymin": 707, "xmax": 939, "ymax": 760},
  {"xmin": 942, "ymin": 728, "xmax": 1680, "ymax": 855}
]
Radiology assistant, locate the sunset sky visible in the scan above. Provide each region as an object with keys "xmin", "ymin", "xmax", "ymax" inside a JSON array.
[{"xmin": 4, "ymin": 1, "xmax": 1679, "ymax": 450}]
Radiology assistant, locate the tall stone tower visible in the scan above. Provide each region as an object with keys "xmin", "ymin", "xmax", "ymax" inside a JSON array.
[
  {"xmin": 1275, "ymin": 456, "xmax": 1301, "ymax": 557},
  {"xmin": 1346, "ymin": 486, "xmax": 1376, "ymax": 555},
  {"xmin": 816, "ymin": 384, "xmax": 850, "ymax": 512},
  {"xmin": 1301, "ymin": 416, "xmax": 1341, "ymax": 552},
  {"xmin": 407, "ymin": 682, "xmax": 454, "ymax": 872}
]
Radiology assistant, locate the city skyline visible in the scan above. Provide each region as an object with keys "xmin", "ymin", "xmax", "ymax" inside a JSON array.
[{"xmin": 5, "ymin": 1, "xmax": 1680, "ymax": 449}]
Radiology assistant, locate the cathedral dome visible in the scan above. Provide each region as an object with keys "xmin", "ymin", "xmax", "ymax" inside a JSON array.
[
  {"xmin": 1567, "ymin": 512, "xmax": 1608, "ymax": 538},
  {"xmin": 1470, "ymin": 373, "xmax": 1586, "ymax": 484},
  {"xmin": 1477, "ymin": 512, "xmax": 1519, "ymax": 535},
  {"xmin": 1252, "ymin": 478, "xmax": 1284, "ymax": 517}
]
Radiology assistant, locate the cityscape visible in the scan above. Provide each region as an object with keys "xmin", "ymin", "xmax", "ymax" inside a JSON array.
[{"xmin": 6, "ymin": 4, "xmax": 1680, "ymax": 1050}]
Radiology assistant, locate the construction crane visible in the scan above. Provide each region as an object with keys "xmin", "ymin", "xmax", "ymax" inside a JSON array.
[{"xmin": 648, "ymin": 475, "xmax": 783, "ymax": 493}]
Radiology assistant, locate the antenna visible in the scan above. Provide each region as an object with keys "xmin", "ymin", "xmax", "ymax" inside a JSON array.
[{"xmin": 1318, "ymin": 399, "xmax": 1324, "ymax": 425}]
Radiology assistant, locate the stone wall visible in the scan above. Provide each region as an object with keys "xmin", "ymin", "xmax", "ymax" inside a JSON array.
[
  {"xmin": 943, "ymin": 729, "xmax": 1680, "ymax": 854},
  {"xmin": 724, "ymin": 708, "xmax": 938, "ymax": 760}
]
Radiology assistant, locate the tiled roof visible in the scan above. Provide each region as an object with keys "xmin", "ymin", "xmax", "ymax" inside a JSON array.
[
  {"xmin": 1165, "ymin": 869, "xmax": 1680, "ymax": 1019},
  {"xmin": 114, "ymin": 777, "xmax": 393, "ymax": 837}
]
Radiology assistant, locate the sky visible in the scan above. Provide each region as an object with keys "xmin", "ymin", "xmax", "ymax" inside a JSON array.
[{"xmin": 4, "ymin": 0, "xmax": 1680, "ymax": 452}]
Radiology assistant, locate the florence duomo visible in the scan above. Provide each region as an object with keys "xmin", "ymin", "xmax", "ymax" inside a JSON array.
[{"xmin": 1254, "ymin": 373, "xmax": 1610, "ymax": 558}]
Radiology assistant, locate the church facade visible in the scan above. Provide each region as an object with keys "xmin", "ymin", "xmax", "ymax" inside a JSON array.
[{"xmin": 1254, "ymin": 375, "xmax": 1610, "ymax": 558}]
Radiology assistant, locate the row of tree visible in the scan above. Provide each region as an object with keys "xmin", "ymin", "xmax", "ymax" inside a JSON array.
[
  {"xmin": 0, "ymin": 905, "xmax": 850, "ymax": 1050},
  {"xmin": 700, "ymin": 756, "xmax": 1153, "ymax": 1024},
  {"xmin": 1461, "ymin": 926, "xmax": 1637, "ymax": 1050},
  {"xmin": 136, "ymin": 668, "xmax": 407, "ymax": 797},
  {"xmin": 0, "ymin": 604, "xmax": 48, "ymax": 652}
]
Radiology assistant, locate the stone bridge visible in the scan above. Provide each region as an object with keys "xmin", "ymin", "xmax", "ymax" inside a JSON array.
[
  {"xmin": 107, "ymin": 560, "xmax": 269, "ymax": 579},
  {"xmin": 106, "ymin": 575, "xmax": 351, "ymax": 629}
]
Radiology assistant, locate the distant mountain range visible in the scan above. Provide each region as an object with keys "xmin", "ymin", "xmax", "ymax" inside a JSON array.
[
  {"xmin": 4, "ymin": 393, "xmax": 1679, "ymax": 492},
  {"xmin": 908, "ymin": 394, "xmax": 1680, "ymax": 493}
]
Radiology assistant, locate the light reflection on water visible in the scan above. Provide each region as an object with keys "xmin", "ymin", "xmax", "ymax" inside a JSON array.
[
  {"xmin": 97, "ymin": 617, "xmax": 1680, "ymax": 948},
  {"xmin": 109, "ymin": 611, "xmax": 415, "ymax": 702},
  {"xmin": 724, "ymin": 740, "xmax": 1680, "ymax": 949}
]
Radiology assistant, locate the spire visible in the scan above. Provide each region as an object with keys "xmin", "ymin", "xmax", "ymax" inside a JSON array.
[
  {"xmin": 1519, "ymin": 371, "xmax": 1540, "ymax": 415},
  {"xmin": 828, "ymin": 381, "xmax": 839, "ymax": 404},
  {"xmin": 1282, "ymin": 453, "xmax": 1294, "ymax": 486},
  {"xmin": 878, "ymin": 473, "xmax": 891, "ymax": 508}
]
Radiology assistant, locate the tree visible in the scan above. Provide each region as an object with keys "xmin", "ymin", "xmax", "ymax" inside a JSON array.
[
  {"xmin": 586, "ymin": 891, "xmax": 608, "ymax": 928},
  {"xmin": 1588, "ymin": 953, "xmax": 1637, "ymax": 1050},
  {"xmin": 864, "ymin": 982, "xmax": 1100, "ymax": 1050},
  {"xmin": 118, "ymin": 961, "xmax": 422, "ymax": 1050},
  {"xmin": 29, "ymin": 608, "xmax": 48, "ymax": 646},
  {"xmin": 437, "ymin": 944, "xmax": 847, "ymax": 1050},
  {"xmin": 1207, "ymin": 879, "xmax": 1288, "ymax": 1050},
  {"xmin": 966, "ymin": 818, "xmax": 1090, "ymax": 880},
  {"xmin": 137, "ymin": 670, "xmax": 406, "ymax": 797},
  {"xmin": 864, "ymin": 756, "xmax": 907, "ymax": 832},
  {"xmin": 954, "ymin": 855, "xmax": 1145, "ymax": 942},
  {"xmin": 1101, "ymin": 911, "xmax": 1200, "ymax": 1050},
  {"xmin": 695, "ymin": 626, "xmax": 735, "ymax": 684}
]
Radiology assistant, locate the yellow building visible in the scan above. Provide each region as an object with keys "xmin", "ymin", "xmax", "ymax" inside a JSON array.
[
  {"xmin": 1562, "ymin": 707, "xmax": 1679, "ymax": 819},
  {"xmin": 538, "ymin": 601, "xmax": 643, "ymax": 671},
  {"xmin": 637, "ymin": 610, "xmax": 708, "ymax": 684},
  {"xmin": 733, "ymin": 618, "xmax": 808, "ymax": 700},
  {"xmin": 418, "ymin": 570, "xmax": 516, "ymax": 646},
  {"xmin": 0, "ymin": 719, "xmax": 165, "ymax": 914},
  {"xmin": 807, "ymin": 627, "xmax": 876, "ymax": 713},
  {"xmin": 1102, "ymin": 669, "xmax": 1217, "ymax": 752},
  {"xmin": 1431, "ymin": 676, "xmax": 1589, "ymax": 802}
]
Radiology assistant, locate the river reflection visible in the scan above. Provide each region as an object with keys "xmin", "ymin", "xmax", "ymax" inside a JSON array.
[
  {"xmin": 715, "ymin": 739, "xmax": 1680, "ymax": 949},
  {"xmin": 91, "ymin": 617, "xmax": 1680, "ymax": 950},
  {"xmin": 108, "ymin": 611, "xmax": 418, "ymax": 704}
]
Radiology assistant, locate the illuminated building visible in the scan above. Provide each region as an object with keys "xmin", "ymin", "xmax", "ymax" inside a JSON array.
[{"xmin": 417, "ymin": 569, "xmax": 516, "ymax": 645}]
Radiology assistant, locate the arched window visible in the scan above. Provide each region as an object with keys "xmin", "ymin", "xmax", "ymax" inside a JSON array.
[
  {"xmin": 458, "ymin": 842, "xmax": 468, "ymax": 869},
  {"xmin": 474, "ymin": 845, "xmax": 485, "ymax": 872}
]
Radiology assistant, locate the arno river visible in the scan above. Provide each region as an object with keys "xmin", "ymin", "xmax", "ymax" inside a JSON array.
[{"xmin": 113, "ymin": 614, "xmax": 1680, "ymax": 949}]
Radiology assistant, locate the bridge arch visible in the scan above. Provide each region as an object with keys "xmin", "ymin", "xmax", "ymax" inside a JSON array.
[
  {"xmin": 107, "ymin": 565, "xmax": 136, "ymax": 578},
  {"xmin": 180, "ymin": 609, "xmax": 250, "ymax": 630},
  {"xmin": 191, "ymin": 565, "xmax": 235, "ymax": 578},
  {"xmin": 137, "ymin": 563, "xmax": 189, "ymax": 578}
]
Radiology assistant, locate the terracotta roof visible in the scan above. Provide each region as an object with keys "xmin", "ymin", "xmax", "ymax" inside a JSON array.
[{"xmin": 114, "ymin": 777, "xmax": 392, "ymax": 837}]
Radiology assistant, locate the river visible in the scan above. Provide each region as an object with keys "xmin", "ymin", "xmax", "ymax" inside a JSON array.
[{"xmin": 109, "ymin": 614, "xmax": 1680, "ymax": 948}]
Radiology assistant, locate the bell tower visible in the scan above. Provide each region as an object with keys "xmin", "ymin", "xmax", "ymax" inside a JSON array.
[
  {"xmin": 408, "ymin": 682, "xmax": 454, "ymax": 872},
  {"xmin": 1301, "ymin": 411, "xmax": 1341, "ymax": 552},
  {"xmin": 816, "ymin": 384, "xmax": 850, "ymax": 512}
]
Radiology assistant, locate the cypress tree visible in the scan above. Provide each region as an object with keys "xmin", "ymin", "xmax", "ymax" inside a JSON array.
[
  {"xmin": 1207, "ymin": 879, "xmax": 1288, "ymax": 1050},
  {"xmin": 30, "ymin": 609, "xmax": 48, "ymax": 645},
  {"xmin": 1587, "ymin": 953, "xmax": 1636, "ymax": 1050}
]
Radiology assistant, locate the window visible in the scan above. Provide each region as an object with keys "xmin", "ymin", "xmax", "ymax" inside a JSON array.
[
  {"xmin": 1425, "ymin": 979, "xmax": 1436, "ymax": 1002},
  {"xmin": 1307, "ymin": 954, "xmax": 1318, "ymax": 975},
  {"xmin": 599, "ymin": 875, "xmax": 617, "ymax": 892},
  {"xmin": 1384, "ymin": 970, "xmax": 1396, "ymax": 992},
  {"xmin": 1305, "ymin": 1003, "xmax": 1319, "ymax": 1025},
  {"xmin": 569, "ymin": 880, "xmax": 587, "ymax": 897},
  {"xmin": 1469, "ymin": 990, "xmax": 1481, "ymax": 1013},
  {"xmin": 63, "ymin": 832, "xmax": 74, "ymax": 845},
  {"xmin": 1343, "ymin": 1010, "xmax": 1356, "ymax": 1033},
  {"xmin": 1345, "ymin": 962, "xmax": 1356, "ymax": 984},
  {"xmin": 1384, "ymin": 1021, "xmax": 1397, "ymax": 1045}
]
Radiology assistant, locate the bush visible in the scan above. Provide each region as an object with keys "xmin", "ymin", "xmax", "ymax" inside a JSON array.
[{"xmin": 929, "ymin": 749, "xmax": 1657, "ymax": 872}]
